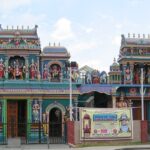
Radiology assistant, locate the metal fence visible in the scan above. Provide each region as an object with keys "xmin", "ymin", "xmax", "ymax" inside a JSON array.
[{"xmin": 0, "ymin": 122, "xmax": 67, "ymax": 144}]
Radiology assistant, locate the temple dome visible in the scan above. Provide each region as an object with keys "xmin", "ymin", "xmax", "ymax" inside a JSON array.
[{"xmin": 43, "ymin": 46, "xmax": 68, "ymax": 54}]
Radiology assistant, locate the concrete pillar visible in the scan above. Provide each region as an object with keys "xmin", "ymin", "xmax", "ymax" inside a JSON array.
[
  {"xmin": 37, "ymin": 56, "xmax": 39, "ymax": 72},
  {"xmin": 41, "ymin": 61, "xmax": 44, "ymax": 79},
  {"xmin": 112, "ymin": 96, "xmax": 116, "ymax": 108},
  {"xmin": 5, "ymin": 57, "xmax": 8, "ymax": 80},
  {"xmin": 123, "ymin": 64, "xmax": 127, "ymax": 84},
  {"xmin": 141, "ymin": 120, "xmax": 148, "ymax": 143},
  {"xmin": 25, "ymin": 56, "xmax": 29, "ymax": 80},
  {"xmin": 130, "ymin": 64, "xmax": 134, "ymax": 84},
  {"xmin": 67, "ymin": 121, "xmax": 75, "ymax": 145},
  {"xmin": 39, "ymin": 99, "xmax": 43, "ymax": 122}
]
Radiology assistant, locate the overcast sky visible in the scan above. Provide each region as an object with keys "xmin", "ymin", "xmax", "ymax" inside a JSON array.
[{"xmin": 0, "ymin": 0, "xmax": 149, "ymax": 72}]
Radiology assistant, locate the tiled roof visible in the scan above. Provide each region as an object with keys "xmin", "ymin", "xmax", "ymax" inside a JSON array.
[{"xmin": 80, "ymin": 84, "xmax": 112, "ymax": 95}]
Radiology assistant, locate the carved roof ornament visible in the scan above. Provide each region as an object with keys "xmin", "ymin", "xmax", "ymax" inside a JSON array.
[
  {"xmin": 128, "ymin": 33, "xmax": 130, "ymax": 38},
  {"xmin": 121, "ymin": 34, "xmax": 126, "ymax": 45},
  {"xmin": 113, "ymin": 58, "xmax": 116, "ymax": 63}
]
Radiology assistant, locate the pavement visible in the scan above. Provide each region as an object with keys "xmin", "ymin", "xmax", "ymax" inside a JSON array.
[{"xmin": 0, "ymin": 144, "xmax": 150, "ymax": 150}]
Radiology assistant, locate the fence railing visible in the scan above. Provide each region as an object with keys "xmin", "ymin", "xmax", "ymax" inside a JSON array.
[{"xmin": 0, "ymin": 122, "xmax": 67, "ymax": 144}]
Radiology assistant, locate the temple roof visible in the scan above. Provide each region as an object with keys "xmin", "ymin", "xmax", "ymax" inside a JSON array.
[
  {"xmin": 0, "ymin": 25, "xmax": 41, "ymax": 50},
  {"xmin": 121, "ymin": 34, "xmax": 150, "ymax": 47},
  {"xmin": 42, "ymin": 45, "xmax": 70, "ymax": 58},
  {"xmin": 43, "ymin": 46, "xmax": 68, "ymax": 53},
  {"xmin": 0, "ymin": 25, "xmax": 38, "ymax": 37},
  {"xmin": 79, "ymin": 65, "xmax": 94, "ymax": 73},
  {"xmin": 80, "ymin": 84, "xmax": 112, "ymax": 95}
]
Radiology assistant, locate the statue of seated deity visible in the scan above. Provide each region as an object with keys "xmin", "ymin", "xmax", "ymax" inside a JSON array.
[
  {"xmin": 9, "ymin": 59, "xmax": 23, "ymax": 79},
  {"xmin": 50, "ymin": 65, "xmax": 61, "ymax": 81}
]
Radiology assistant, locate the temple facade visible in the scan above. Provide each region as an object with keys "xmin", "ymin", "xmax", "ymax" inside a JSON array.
[{"xmin": 0, "ymin": 25, "xmax": 149, "ymax": 144}]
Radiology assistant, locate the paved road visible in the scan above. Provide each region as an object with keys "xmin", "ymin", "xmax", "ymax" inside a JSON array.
[{"xmin": 0, "ymin": 144, "xmax": 150, "ymax": 150}]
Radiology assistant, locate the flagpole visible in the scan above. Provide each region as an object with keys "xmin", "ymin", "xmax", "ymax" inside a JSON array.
[
  {"xmin": 141, "ymin": 67, "xmax": 144, "ymax": 120},
  {"xmin": 69, "ymin": 64, "xmax": 72, "ymax": 121}
]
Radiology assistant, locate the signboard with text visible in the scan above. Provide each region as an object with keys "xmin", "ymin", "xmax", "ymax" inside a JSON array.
[{"xmin": 80, "ymin": 108, "xmax": 133, "ymax": 140}]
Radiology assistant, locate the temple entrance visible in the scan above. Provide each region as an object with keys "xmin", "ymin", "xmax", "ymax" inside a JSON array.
[
  {"xmin": 49, "ymin": 107, "xmax": 62, "ymax": 137},
  {"xmin": 48, "ymin": 107, "xmax": 67, "ymax": 144},
  {"xmin": 94, "ymin": 92, "xmax": 112, "ymax": 108},
  {"xmin": 7, "ymin": 100, "xmax": 27, "ymax": 138}
]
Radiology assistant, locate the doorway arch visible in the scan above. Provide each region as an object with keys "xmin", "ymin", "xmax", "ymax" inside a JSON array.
[{"xmin": 49, "ymin": 107, "xmax": 62, "ymax": 137}]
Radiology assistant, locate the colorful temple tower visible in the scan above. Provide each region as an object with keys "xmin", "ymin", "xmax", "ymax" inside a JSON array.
[
  {"xmin": 0, "ymin": 25, "xmax": 150, "ymax": 144},
  {"xmin": 0, "ymin": 25, "xmax": 80, "ymax": 144}
]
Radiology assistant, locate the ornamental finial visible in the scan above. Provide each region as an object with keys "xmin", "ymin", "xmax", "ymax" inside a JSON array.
[{"xmin": 128, "ymin": 33, "xmax": 130, "ymax": 38}]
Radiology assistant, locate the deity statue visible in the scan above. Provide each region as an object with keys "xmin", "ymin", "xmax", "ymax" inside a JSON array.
[
  {"xmin": 91, "ymin": 70, "xmax": 100, "ymax": 84},
  {"xmin": 85, "ymin": 72, "xmax": 92, "ymax": 84},
  {"xmin": 32, "ymin": 101, "xmax": 40, "ymax": 123},
  {"xmin": 9, "ymin": 59, "xmax": 23, "ymax": 79},
  {"xmin": 147, "ymin": 68, "xmax": 150, "ymax": 84},
  {"xmin": 23, "ymin": 64, "xmax": 29, "ymax": 79},
  {"xmin": 51, "ymin": 65, "xmax": 60, "ymax": 79},
  {"xmin": 14, "ymin": 59, "xmax": 23, "ymax": 78},
  {"xmin": 30, "ymin": 59, "xmax": 37, "ymax": 79},
  {"xmin": 0, "ymin": 58, "xmax": 5, "ymax": 78},
  {"xmin": 43, "ymin": 64, "xmax": 48, "ymax": 79},
  {"xmin": 134, "ymin": 70, "xmax": 139, "ymax": 84},
  {"xmin": 125, "ymin": 67, "xmax": 130, "ymax": 81},
  {"xmin": 71, "ymin": 70, "xmax": 79, "ymax": 82}
]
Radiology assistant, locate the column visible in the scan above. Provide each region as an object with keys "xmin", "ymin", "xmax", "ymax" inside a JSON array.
[
  {"xmin": 5, "ymin": 57, "xmax": 8, "ymax": 80},
  {"xmin": 74, "ymin": 99, "xmax": 78, "ymax": 121},
  {"xmin": 25, "ymin": 56, "xmax": 29, "ymax": 80},
  {"xmin": 39, "ymin": 99, "xmax": 43, "ymax": 122},
  {"xmin": 27, "ymin": 98, "xmax": 32, "ymax": 142},
  {"xmin": 37, "ymin": 56, "xmax": 39, "ymax": 72},
  {"xmin": 123, "ymin": 64, "xmax": 127, "ymax": 84},
  {"xmin": 112, "ymin": 96, "xmax": 116, "ymax": 108},
  {"xmin": 111, "ymin": 88, "xmax": 116, "ymax": 108},
  {"xmin": 130, "ymin": 64, "xmax": 134, "ymax": 84},
  {"xmin": 41, "ymin": 61, "xmax": 44, "ymax": 80},
  {"xmin": 2, "ymin": 99, "xmax": 7, "ymax": 140}
]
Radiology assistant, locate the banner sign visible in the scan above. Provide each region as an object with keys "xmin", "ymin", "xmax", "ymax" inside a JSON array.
[{"xmin": 80, "ymin": 108, "xmax": 133, "ymax": 140}]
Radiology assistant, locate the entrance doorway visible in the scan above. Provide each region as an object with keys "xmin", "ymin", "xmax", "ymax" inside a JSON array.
[
  {"xmin": 49, "ymin": 107, "xmax": 62, "ymax": 137},
  {"xmin": 7, "ymin": 100, "xmax": 27, "ymax": 138}
]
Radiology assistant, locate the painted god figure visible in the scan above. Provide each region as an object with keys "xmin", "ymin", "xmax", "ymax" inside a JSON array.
[
  {"xmin": 8, "ymin": 59, "xmax": 23, "ymax": 79},
  {"xmin": 125, "ymin": 67, "xmax": 130, "ymax": 81},
  {"xmin": 30, "ymin": 59, "xmax": 37, "ymax": 79},
  {"xmin": 51, "ymin": 64, "xmax": 60, "ymax": 80},
  {"xmin": 0, "ymin": 58, "xmax": 5, "ymax": 78},
  {"xmin": 32, "ymin": 101, "xmax": 40, "ymax": 123},
  {"xmin": 43, "ymin": 64, "xmax": 48, "ymax": 79},
  {"xmin": 14, "ymin": 59, "xmax": 23, "ymax": 78}
]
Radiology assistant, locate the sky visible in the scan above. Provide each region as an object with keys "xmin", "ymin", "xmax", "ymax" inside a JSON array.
[{"xmin": 0, "ymin": 0, "xmax": 150, "ymax": 72}]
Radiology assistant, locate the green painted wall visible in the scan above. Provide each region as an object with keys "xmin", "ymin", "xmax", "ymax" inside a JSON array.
[{"xmin": 42, "ymin": 99, "xmax": 69, "ymax": 113}]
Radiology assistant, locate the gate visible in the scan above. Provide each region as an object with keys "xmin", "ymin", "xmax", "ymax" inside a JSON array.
[
  {"xmin": 0, "ymin": 122, "xmax": 67, "ymax": 144},
  {"xmin": 148, "ymin": 121, "xmax": 150, "ymax": 141},
  {"xmin": 49, "ymin": 122, "xmax": 67, "ymax": 144}
]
